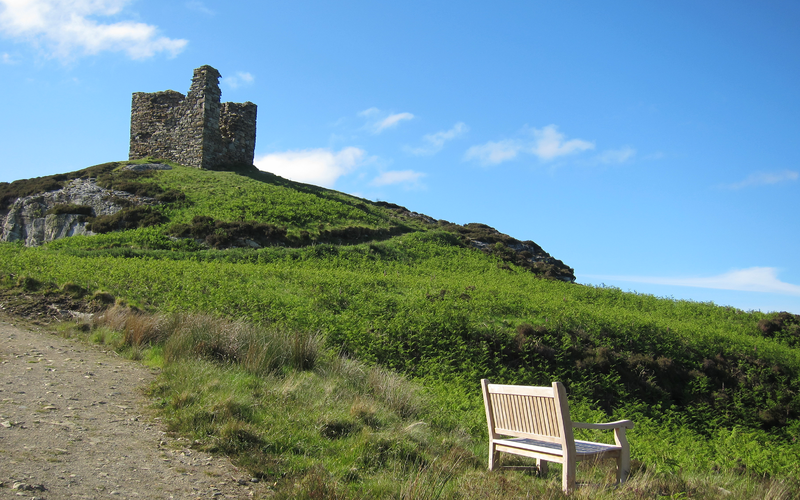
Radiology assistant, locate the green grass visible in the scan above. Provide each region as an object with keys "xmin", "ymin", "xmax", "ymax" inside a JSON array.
[
  {"xmin": 47, "ymin": 305, "xmax": 798, "ymax": 499},
  {"xmin": 1, "ymin": 161, "xmax": 799, "ymax": 497},
  {"xmin": 150, "ymin": 166, "xmax": 396, "ymax": 230}
]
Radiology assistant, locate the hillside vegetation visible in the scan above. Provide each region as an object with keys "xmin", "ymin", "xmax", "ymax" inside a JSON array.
[{"xmin": 1, "ymin": 161, "xmax": 799, "ymax": 498}]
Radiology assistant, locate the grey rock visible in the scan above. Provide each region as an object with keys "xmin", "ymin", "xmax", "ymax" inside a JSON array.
[
  {"xmin": 120, "ymin": 163, "xmax": 172, "ymax": 172},
  {"xmin": 12, "ymin": 482, "xmax": 44, "ymax": 491},
  {"xmin": 1, "ymin": 178, "xmax": 156, "ymax": 247}
]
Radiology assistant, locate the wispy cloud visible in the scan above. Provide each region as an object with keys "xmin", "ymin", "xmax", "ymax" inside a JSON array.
[
  {"xmin": 0, "ymin": 0, "xmax": 187, "ymax": 60},
  {"xmin": 464, "ymin": 124, "xmax": 594, "ymax": 166},
  {"xmin": 530, "ymin": 125, "xmax": 594, "ymax": 160},
  {"xmin": 359, "ymin": 107, "xmax": 414, "ymax": 134},
  {"xmin": 595, "ymin": 146, "xmax": 636, "ymax": 164},
  {"xmin": 643, "ymin": 151, "xmax": 665, "ymax": 161},
  {"xmin": 1, "ymin": 51, "xmax": 14, "ymax": 64},
  {"xmin": 722, "ymin": 170, "xmax": 799, "ymax": 190},
  {"xmin": 371, "ymin": 170, "xmax": 426, "ymax": 188},
  {"xmin": 222, "ymin": 71, "xmax": 254, "ymax": 89},
  {"xmin": 585, "ymin": 267, "xmax": 800, "ymax": 296},
  {"xmin": 407, "ymin": 122, "xmax": 468, "ymax": 156},
  {"xmin": 186, "ymin": 1, "xmax": 214, "ymax": 16},
  {"xmin": 254, "ymin": 147, "xmax": 367, "ymax": 189},
  {"xmin": 464, "ymin": 139, "xmax": 522, "ymax": 165}
]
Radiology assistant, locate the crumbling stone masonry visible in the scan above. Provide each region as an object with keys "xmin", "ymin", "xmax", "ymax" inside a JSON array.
[{"xmin": 129, "ymin": 65, "xmax": 257, "ymax": 170}]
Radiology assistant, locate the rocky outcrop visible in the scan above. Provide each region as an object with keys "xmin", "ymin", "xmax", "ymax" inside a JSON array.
[
  {"xmin": 375, "ymin": 202, "xmax": 575, "ymax": 282},
  {"xmin": 459, "ymin": 224, "xmax": 575, "ymax": 282},
  {"xmin": 469, "ymin": 239, "xmax": 575, "ymax": 282},
  {"xmin": 1, "ymin": 178, "xmax": 156, "ymax": 246}
]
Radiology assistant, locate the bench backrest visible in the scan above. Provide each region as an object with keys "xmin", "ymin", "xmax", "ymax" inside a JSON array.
[{"xmin": 481, "ymin": 379, "xmax": 575, "ymax": 447}]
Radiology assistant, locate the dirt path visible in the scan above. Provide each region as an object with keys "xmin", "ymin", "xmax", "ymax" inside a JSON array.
[{"xmin": 0, "ymin": 318, "xmax": 268, "ymax": 499}]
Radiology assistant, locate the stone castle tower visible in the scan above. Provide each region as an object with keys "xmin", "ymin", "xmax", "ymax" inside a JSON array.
[{"xmin": 129, "ymin": 65, "xmax": 257, "ymax": 170}]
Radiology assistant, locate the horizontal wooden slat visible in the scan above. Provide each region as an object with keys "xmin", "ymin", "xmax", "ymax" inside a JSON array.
[
  {"xmin": 487, "ymin": 384, "xmax": 556, "ymax": 398},
  {"xmin": 495, "ymin": 430, "xmax": 562, "ymax": 443},
  {"xmin": 495, "ymin": 444, "xmax": 564, "ymax": 463}
]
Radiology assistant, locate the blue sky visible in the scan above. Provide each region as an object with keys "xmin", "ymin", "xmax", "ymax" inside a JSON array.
[{"xmin": 1, "ymin": 0, "xmax": 798, "ymax": 314}]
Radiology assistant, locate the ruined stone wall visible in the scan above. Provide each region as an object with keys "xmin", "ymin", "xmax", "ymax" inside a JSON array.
[
  {"xmin": 129, "ymin": 65, "xmax": 257, "ymax": 170},
  {"xmin": 219, "ymin": 102, "xmax": 257, "ymax": 167},
  {"xmin": 129, "ymin": 90, "xmax": 184, "ymax": 162}
]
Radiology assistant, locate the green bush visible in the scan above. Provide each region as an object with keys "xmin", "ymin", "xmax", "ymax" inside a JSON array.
[
  {"xmin": 46, "ymin": 204, "xmax": 94, "ymax": 216},
  {"xmin": 87, "ymin": 206, "xmax": 165, "ymax": 233}
]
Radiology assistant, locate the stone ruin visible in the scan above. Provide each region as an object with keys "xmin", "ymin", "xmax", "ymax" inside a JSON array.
[{"xmin": 129, "ymin": 65, "xmax": 257, "ymax": 170}]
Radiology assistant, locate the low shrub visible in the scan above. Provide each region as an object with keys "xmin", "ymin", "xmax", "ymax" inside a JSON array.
[
  {"xmin": 46, "ymin": 204, "xmax": 94, "ymax": 216},
  {"xmin": 87, "ymin": 206, "xmax": 166, "ymax": 233},
  {"xmin": 16, "ymin": 275, "xmax": 42, "ymax": 291},
  {"xmin": 90, "ymin": 291, "xmax": 115, "ymax": 304},
  {"xmin": 168, "ymin": 216, "xmax": 288, "ymax": 248},
  {"xmin": 61, "ymin": 282, "xmax": 87, "ymax": 298},
  {"xmin": 758, "ymin": 312, "xmax": 800, "ymax": 347}
]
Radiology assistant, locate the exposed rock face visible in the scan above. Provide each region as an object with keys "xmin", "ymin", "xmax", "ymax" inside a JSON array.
[
  {"xmin": 376, "ymin": 202, "xmax": 575, "ymax": 282},
  {"xmin": 469, "ymin": 239, "xmax": 575, "ymax": 282},
  {"xmin": 1, "ymin": 179, "xmax": 155, "ymax": 247}
]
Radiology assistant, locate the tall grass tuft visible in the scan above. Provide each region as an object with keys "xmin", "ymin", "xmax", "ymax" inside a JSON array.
[
  {"xmin": 241, "ymin": 326, "xmax": 289, "ymax": 375},
  {"xmin": 163, "ymin": 313, "xmax": 244, "ymax": 363},
  {"xmin": 93, "ymin": 305, "xmax": 170, "ymax": 346},
  {"xmin": 367, "ymin": 365, "xmax": 426, "ymax": 419},
  {"xmin": 400, "ymin": 449, "xmax": 464, "ymax": 500},
  {"xmin": 291, "ymin": 329, "xmax": 323, "ymax": 371},
  {"xmin": 160, "ymin": 313, "xmax": 325, "ymax": 375},
  {"xmin": 275, "ymin": 465, "xmax": 344, "ymax": 500},
  {"xmin": 88, "ymin": 307, "xmax": 325, "ymax": 376}
]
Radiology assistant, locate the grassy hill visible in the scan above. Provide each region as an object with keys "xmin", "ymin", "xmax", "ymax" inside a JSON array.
[{"xmin": 1, "ymin": 161, "xmax": 799, "ymax": 498}]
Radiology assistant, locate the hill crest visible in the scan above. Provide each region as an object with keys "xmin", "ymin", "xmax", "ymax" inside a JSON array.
[{"xmin": 0, "ymin": 160, "xmax": 575, "ymax": 282}]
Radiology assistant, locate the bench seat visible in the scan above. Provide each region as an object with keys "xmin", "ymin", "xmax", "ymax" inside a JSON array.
[{"xmin": 494, "ymin": 437, "xmax": 622, "ymax": 458}]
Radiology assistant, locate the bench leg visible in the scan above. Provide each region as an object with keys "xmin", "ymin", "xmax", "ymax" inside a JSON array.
[
  {"xmin": 617, "ymin": 454, "xmax": 631, "ymax": 483},
  {"xmin": 614, "ymin": 426, "xmax": 631, "ymax": 483},
  {"xmin": 488, "ymin": 443, "xmax": 499, "ymax": 471},
  {"xmin": 536, "ymin": 459, "xmax": 549, "ymax": 477},
  {"xmin": 562, "ymin": 459, "xmax": 576, "ymax": 493}
]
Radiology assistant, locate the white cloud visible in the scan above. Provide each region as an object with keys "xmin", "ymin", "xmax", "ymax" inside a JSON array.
[
  {"xmin": 530, "ymin": 125, "xmax": 594, "ymax": 160},
  {"xmin": 585, "ymin": 267, "xmax": 800, "ymax": 296},
  {"xmin": 464, "ymin": 139, "xmax": 522, "ymax": 166},
  {"xmin": 359, "ymin": 107, "xmax": 414, "ymax": 133},
  {"xmin": 0, "ymin": 0, "xmax": 187, "ymax": 60},
  {"xmin": 596, "ymin": 146, "xmax": 636, "ymax": 164},
  {"xmin": 254, "ymin": 147, "xmax": 367, "ymax": 188},
  {"xmin": 358, "ymin": 107, "xmax": 379, "ymax": 117},
  {"xmin": 723, "ymin": 170, "xmax": 799, "ymax": 190},
  {"xmin": 643, "ymin": 151, "xmax": 665, "ymax": 161},
  {"xmin": 1, "ymin": 51, "xmax": 13, "ymax": 63},
  {"xmin": 185, "ymin": 1, "xmax": 214, "ymax": 16},
  {"xmin": 377, "ymin": 112, "xmax": 414, "ymax": 132},
  {"xmin": 408, "ymin": 122, "xmax": 468, "ymax": 156},
  {"xmin": 222, "ymin": 71, "xmax": 254, "ymax": 89},
  {"xmin": 371, "ymin": 170, "xmax": 426, "ymax": 188},
  {"xmin": 464, "ymin": 124, "xmax": 594, "ymax": 166}
]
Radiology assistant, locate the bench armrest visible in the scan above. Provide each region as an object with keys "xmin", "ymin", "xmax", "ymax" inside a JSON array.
[
  {"xmin": 572, "ymin": 420, "xmax": 634, "ymax": 430},
  {"xmin": 573, "ymin": 420, "xmax": 633, "ymax": 453}
]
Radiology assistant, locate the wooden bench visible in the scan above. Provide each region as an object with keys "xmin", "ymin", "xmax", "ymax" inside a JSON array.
[{"xmin": 481, "ymin": 379, "xmax": 634, "ymax": 493}]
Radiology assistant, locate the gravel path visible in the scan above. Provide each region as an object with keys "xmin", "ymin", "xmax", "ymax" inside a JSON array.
[{"xmin": 0, "ymin": 318, "xmax": 268, "ymax": 499}]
